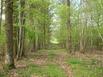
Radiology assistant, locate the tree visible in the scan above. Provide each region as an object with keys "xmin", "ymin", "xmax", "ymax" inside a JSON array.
[
  {"xmin": 66, "ymin": 0, "xmax": 72, "ymax": 53},
  {"xmin": 5, "ymin": 0, "xmax": 15, "ymax": 69},
  {"xmin": 0, "ymin": 0, "xmax": 3, "ymax": 34},
  {"xmin": 17, "ymin": 0, "xmax": 25, "ymax": 60}
]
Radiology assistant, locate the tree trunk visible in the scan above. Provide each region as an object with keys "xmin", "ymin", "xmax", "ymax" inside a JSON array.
[
  {"xmin": 17, "ymin": 0, "xmax": 25, "ymax": 60},
  {"xmin": 5, "ymin": 0, "xmax": 15, "ymax": 69},
  {"xmin": 0, "ymin": 0, "xmax": 3, "ymax": 34},
  {"xmin": 66, "ymin": 0, "xmax": 72, "ymax": 53}
]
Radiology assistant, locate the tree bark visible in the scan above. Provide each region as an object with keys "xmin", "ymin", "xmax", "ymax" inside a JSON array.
[
  {"xmin": 5, "ymin": 0, "xmax": 15, "ymax": 69},
  {"xmin": 17, "ymin": 0, "xmax": 25, "ymax": 60},
  {"xmin": 0, "ymin": 0, "xmax": 3, "ymax": 34},
  {"xmin": 66, "ymin": 0, "xmax": 72, "ymax": 53}
]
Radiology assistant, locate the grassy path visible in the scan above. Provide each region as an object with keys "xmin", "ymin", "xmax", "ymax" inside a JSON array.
[
  {"xmin": 0, "ymin": 49, "xmax": 103, "ymax": 77},
  {"xmin": 53, "ymin": 53, "xmax": 73, "ymax": 77},
  {"xmin": 28, "ymin": 50, "xmax": 73, "ymax": 77},
  {"xmin": 14, "ymin": 50, "xmax": 73, "ymax": 77}
]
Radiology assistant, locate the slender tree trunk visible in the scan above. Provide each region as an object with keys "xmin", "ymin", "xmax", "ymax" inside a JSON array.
[
  {"xmin": 17, "ymin": 0, "xmax": 25, "ymax": 60},
  {"xmin": 66, "ymin": 0, "xmax": 72, "ymax": 53},
  {"xmin": 79, "ymin": 0, "xmax": 87, "ymax": 53},
  {"xmin": 5, "ymin": 0, "xmax": 15, "ymax": 69},
  {"xmin": 33, "ymin": 27, "xmax": 38, "ymax": 52},
  {"xmin": 13, "ymin": 1, "xmax": 19, "ymax": 58},
  {"xmin": 0, "ymin": 0, "xmax": 3, "ymax": 34},
  {"xmin": 79, "ymin": 26, "xmax": 84, "ymax": 53}
]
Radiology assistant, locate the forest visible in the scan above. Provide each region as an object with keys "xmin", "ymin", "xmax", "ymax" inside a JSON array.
[{"xmin": 0, "ymin": 0, "xmax": 103, "ymax": 77}]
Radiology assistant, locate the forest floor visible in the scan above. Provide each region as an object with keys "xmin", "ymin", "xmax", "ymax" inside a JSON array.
[{"xmin": 0, "ymin": 49, "xmax": 103, "ymax": 77}]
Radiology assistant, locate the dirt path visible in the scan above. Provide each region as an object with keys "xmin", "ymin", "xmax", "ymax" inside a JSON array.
[
  {"xmin": 31, "ymin": 51, "xmax": 73, "ymax": 77},
  {"xmin": 9, "ymin": 50, "xmax": 73, "ymax": 77},
  {"xmin": 53, "ymin": 53, "xmax": 73, "ymax": 77}
]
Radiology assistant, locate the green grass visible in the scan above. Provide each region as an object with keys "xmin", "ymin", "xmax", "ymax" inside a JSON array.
[
  {"xmin": 0, "ymin": 69, "xmax": 8, "ymax": 77},
  {"xmin": 47, "ymin": 50, "xmax": 57, "ymax": 60},
  {"xmin": 0, "ymin": 72, "xmax": 5, "ymax": 77},
  {"xmin": 17, "ymin": 64, "xmax": 67, "ymax": 77},
  {"xmin": 67, "ymin": 57, "xmax": 103, "ymax": 77}
]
